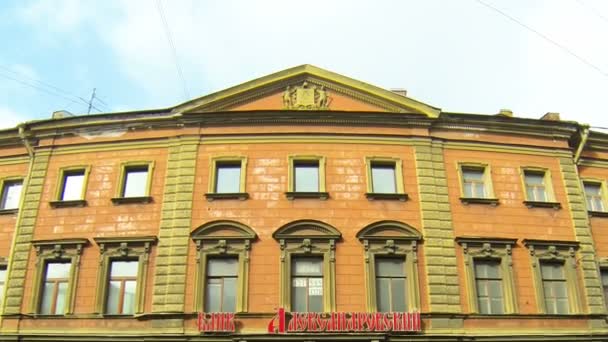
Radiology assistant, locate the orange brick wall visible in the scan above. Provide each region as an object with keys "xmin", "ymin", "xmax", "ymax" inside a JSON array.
[
  {"xmin": 0, "ymin": 126, "xmax": 602, "ymax": 335},
  {"xmin": 21, "ymin": 148, "xmax": 167, "ymax": 313},
  {"xmin": 445, "ymin": 149, "xmax": 576, "ymax": 314},
  {"xmin": 188, "ymin": 142, "xmax": 423, "ymax": 313},
  {"xmin": 578, "ymin": 165, "xmax": 608, "ymax": 258},
  {"xmin": 0, "ymin": 162, "xmax": 29, "ymax": 258}
]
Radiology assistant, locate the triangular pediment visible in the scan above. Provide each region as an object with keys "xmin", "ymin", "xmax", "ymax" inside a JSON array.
[{"xmin": 172, "ymin": 65, "xmax": 440, "ymax": 117}]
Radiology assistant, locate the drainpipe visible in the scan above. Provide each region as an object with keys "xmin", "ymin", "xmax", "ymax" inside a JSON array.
[
  {"xmin": 18, "ymin": 123, "xmax": 33, "ymax": 158},
  {"xmin": 574, "ymin": 126, "xmax": 590, "ymax": 165},
  {"xmin": 1, "ymin": 124, "xmax": 34, "ymax": 318}
]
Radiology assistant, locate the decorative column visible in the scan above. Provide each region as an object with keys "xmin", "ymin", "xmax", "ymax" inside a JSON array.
[
  {"xmin": 152, "ymin": 136, "xmax": 199, "ymax": 313},
  {"xmin": 559, "ymin": 154, "xmax": 604, "ymax": 314},
  {"xmin": 413, "ymin": 140, "xmax": 462, "ymax": 316},
  {"xmin": 2, "ymin": 150, "xmax": 50, "ymax": 315}
]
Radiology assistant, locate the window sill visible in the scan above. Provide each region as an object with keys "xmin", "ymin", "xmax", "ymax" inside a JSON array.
[
  {"xmin": 467, "ymin": 313, "xmax": 584, "ymax": 318},
  {"xmin": 523, "ymin": 201, "xmax": 561, "ymax": 209},
  {"xmin": 285, "ymin": 192, "xmax": 329, "ymax": 200},
  {"xmin": 0, "ymin": 208, "xmax": 18, "ymax": 215},
  {"xmin": 101, "ymin": 314, "xmax": 137, "ymax": 318},
  {"xmin": 205, "ymin": 192, "xmax": 249, "ymax": 201},
  {"xmin": 589, "ymin": 210, "xmax": 608, "ymax": 218},
  {"xmin": 111, "ymin": 196, "xmax": 153, "ymax": 205},
  {"xmin": 49, "ymin": 200, "xmax": 87, "ymax": 208},
  {"xmin": 31, "ymin": 313, "xmax": 69, "ymax": 318},
  {"xmin": 366, "ymin": 193, "xmax": 408, "ymax": 201},
  {"xmin": 460, "ymin": 197, "xmax": 499, "ymax": 206}
]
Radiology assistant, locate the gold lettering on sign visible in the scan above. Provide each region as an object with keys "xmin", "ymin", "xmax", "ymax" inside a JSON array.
[{"xmin": 282, "ymin": 81, "xmax": 331, "ymax": 110}]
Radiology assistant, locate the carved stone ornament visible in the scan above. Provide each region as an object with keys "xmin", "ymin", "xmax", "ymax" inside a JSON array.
[{"xmin": 282, "ymin": 81, "xmax": 331, "ymax": 110}]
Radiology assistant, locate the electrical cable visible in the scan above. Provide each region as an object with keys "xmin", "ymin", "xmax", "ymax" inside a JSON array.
[
  {"xmin": 575, "ymin": 0, "xmax": 608, "ymax": 26},
  {"xmin": 0, "ymin": 65, "xmax": 110, "ymax": 113},
  {"xmin": 0, "ymin": 71, "xmax": 85, "ymax": 109},
  {"xmin": 155, "ymin": 0, "xmax": 190, "ymax": 100},
  {"xmin": 474, "ymin": 0, "xmax": 608, "ymax": 79}
]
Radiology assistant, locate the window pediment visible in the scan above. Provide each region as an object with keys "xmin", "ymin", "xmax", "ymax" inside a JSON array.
[
  {"xmin": 273, "ymin": 220, "xmax": 341, "ymax": 241},
  {"xmin": 191, "ymin": 221, "xmax": 256, "ymax": 313},
  {"xmin": 522, "ymin": 239, "xmax": 582, "ymax": 314},
  {"xmin": 522, "ymin": 239, "xmax": 579, "ymax": 261},
  {"xmin": 356, "ymin": 221, "xmax": 421, "ymax": 311},
  {"xmin": 455, "ymin": 236, "xmax": 518, "ymax": 314},
  {"xmin": 191, "ymin": 220, "xmax": 257, "ymax": 241},
  {"xmin": 30, "ymin": 238, "xmax": 89, "ymax": 315},
  {"xmin": 274, "ymin": 220, "xmax": 340, "ymax": 312},
  {"xmin": 32, "ymin": 238, "xmax": 89, "ymax": 260},
  {"xmin": 357, "ymin": 221, "xmax": 421, "ymax": 241},
  {"xmin": 456, "ymin": 237, "xmax": 517, "ymax": 260}
]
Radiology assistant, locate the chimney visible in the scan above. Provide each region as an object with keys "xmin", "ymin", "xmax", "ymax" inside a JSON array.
[
  {"xmin": 52, "ymin": 110, "xmax": 74, "ymax": 119},
  {"xmin": 497, "ymin": 109, "xmax": 513, "ymax": 117},
  {"xmin": 390, "ymin": 88, "xmax": 407, "ymax": 97},
  {"xmin": 540, "ymin": 112, "xmax": 560, "ymax": 121}
]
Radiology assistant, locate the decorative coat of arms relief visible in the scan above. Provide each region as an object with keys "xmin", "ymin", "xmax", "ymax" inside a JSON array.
[{"xmin": 282, "ymin": 81, "xmax": 331, "ymax": 110}]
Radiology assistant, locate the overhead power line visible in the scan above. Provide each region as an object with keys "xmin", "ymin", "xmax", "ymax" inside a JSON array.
[
  {"xmin": 0, "ymin": 65, "xmax": 82, "ymax": 101},
  {"xmin": 92, "ymin": 95, "xmax": 112, "ymax": 111},
  {"xmin": 0, "ymin": 65, "xmax": 111, "ymax": 114},
  {"xmin": 575, "ymin": 0, "xmax": 608, "ymax": 26},
  {"xmin": 0, "ymin": 71, "xmax": 85, "ymax": 109},
  {"xmin": 94, "ymin": 94, "xmax": 110, "ymax": 107},
  {"xmin": 474, "ymin": 0, "xmax": 608, "ymax": 79},
  {"xmin": 155, "ymin": 0, "xmax": 190, "ymax": 100}
]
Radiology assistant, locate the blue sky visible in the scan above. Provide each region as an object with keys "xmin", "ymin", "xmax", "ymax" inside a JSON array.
[{"xmin": 1, "ymin": 0, "xmax": 608, "ymax": 129}]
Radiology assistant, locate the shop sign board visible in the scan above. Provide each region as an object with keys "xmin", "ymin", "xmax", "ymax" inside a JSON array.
[{"xmin": 198, "ymin": 309, "xmax": 421, "ymax": 333}]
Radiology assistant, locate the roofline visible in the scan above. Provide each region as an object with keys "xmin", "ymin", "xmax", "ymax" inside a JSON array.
[{"xmin": 171, "ymin": 64, "xmax": 442, "ymax": 117}]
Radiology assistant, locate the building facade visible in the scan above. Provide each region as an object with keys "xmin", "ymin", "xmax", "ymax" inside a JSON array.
[{"xmin": 1, "ymin": 65, "xmax": 608, "ymax": 341}]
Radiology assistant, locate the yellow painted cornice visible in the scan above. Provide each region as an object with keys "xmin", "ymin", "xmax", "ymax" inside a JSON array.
[{"xmin": 172, "ymin": 64, "xmax": 441, "ymax": 117}]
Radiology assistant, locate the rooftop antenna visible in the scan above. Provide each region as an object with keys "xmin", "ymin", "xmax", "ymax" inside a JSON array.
[{"xmin": 87, "ymin": 88, "xmax": 97, "ymax": 114}]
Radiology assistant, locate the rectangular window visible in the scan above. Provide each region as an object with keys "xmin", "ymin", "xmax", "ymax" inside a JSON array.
[
  {"xmin": 540, "ymin": 262, "xmax": 569, "ymax": 314},
  {"xmin": 474, "ymin": 260, "xmax": 504, "ymax": 314},
  {"xmin": 294, "ymin": 161, "xmax": 319, "ymax": 192},
  {"xmin": 215, "ymin": 163, "xmax": 241, "ymax": 193},
  {"xmin": 584, "ymin": 182, "xmax": 605, "ymax": 212},
  {"xmin": 462, "ymin": 167, "xmax": 486, "ymax": 198},
  {"xmin": 375, "ymin": 257, "xmax": 406, "ymax": 312},
  {"xmin": 40, "ymin": 262, "xmax": 71, "ymax": 315},
  {"xmin": 122, "ymin": 166, "xmax": 149, "ymax": 198},
  {"xmin": 371, "ymin": 163, "xmax": 397, "ymax": 194},
  {"xmin": 0, "ymin": 180, "xmax": 23, "ymax": 210},
  {"xmin": 60, "ymin": 170, "xmax": 85, "ymax": 201},
  {"xmin": 291, "ymin": 257, "xmax": 323, "ymax": 312},
  {"xmin": 0, "ymin": 266, "xmax": 6, "ymax": 305},
  {"xmin": 601, "ymin": 269, "xmax": 608, "ymax": 309},
  {"xmin": 205, "ymin": 258, "xmax": 238, "ymax": 312},
  {"xmin": 106, "ymin": 260, "xmax": 138, "ymax": 315},
  {"xmin": 524, "ymin": 171, "xmax": 548, "ymax": 202}
]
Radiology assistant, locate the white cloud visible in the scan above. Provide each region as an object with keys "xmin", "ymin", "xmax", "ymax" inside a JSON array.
[
  {"xmin": 18, "ymin": 0, "xmax": 89, "ymax": 33},
  {"xmin": 0, "ymin": 106, "xmax": 26, "ymax": 129},
  {"xmin": 13, "ymin": 0, "xmax": 608, "ymax": 127},
  {"xmin": 9, "ymin": 63, "xmax": 39, "ymax": 81},
  {"xmin": 0, "ymin": 62, "xmax": 40, "ymax": 100}
]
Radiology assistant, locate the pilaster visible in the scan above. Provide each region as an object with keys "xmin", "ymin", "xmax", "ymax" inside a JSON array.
[
  {"xmin": 559, "ymin": 155, "xmax": 604, "ymax": 314},
  {"xmin": 151, "ymin": 136, "xmax": 199, "ymax": 313},
  {"xmin": 414, "ymin": 139, "xmax": 462, "ymax": 313},
  {"xmin": 1, "ymin": 151, "xmax": 50, "ymax": 315}
]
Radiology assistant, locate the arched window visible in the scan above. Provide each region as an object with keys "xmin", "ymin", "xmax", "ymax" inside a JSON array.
[
  {"xmin": 357, "ymin": 221, "xmax": 421, "ymax": 312},
  {"xmin": 191, "ymin": 220, "xmax": 257, "ymax": 313},
  {"xmin": 273, "ymin": 220, "xmax": 341, "ymax": 312}
]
